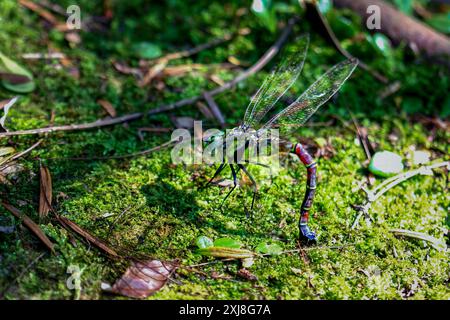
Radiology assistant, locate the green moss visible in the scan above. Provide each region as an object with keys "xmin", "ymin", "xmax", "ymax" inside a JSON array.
[{"xmin": 0, "ymin": 0, "xmax": 448, "ymax": 300}]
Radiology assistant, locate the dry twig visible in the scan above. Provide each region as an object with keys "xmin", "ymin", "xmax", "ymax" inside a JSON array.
[{"xmin": 0, "ymin": 18, "xmax": 298, "ymax": 138}]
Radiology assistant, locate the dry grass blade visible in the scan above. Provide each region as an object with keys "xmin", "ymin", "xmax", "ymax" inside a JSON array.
[
  {"xmin": 104, "ymin": 259, "xmax": 176, "ymax": 299},
  {"xmin": 2, "ymin": 202, "xmax": 55, "ymax": 252},
  {"xmin": 97, "ymin": 99, "xmax": 117, "ymax": 117},
  {"xmin": 38, "ymin": 164, "xmax": 52, "ymax": 218},
  {"xmin": 56, "ymin": 215, "xmax": 119, "ymax": 257}
]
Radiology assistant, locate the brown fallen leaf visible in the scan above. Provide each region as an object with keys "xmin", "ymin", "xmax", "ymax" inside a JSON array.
[
  {"xmin": 56, "ymin": 215, "xmax": 119, "ymax": 257},
  {"xmin": 237, "ymin": 268, "xmax": 258, "ymax": 281},
  {"xmin": 39, "ymin": 164, "xmax": 52, "ymax": 218},
  {"xmin": 139, "ymin": 60, "xmax": 167, "ymax": 87},
  {"xmin": 104, "ymin": 259, "xmax": 175, "ymax": 299},
  {"xmin": 2, "ymin": 202, "xmax": 55, "ymax": 252},
  {"xmin": 209, "ymin": 74, "xmax": 225, "ymax": 86},
  {"xmin": 97, "ymin": 99, "xmax": 117, "ymax": 117}
]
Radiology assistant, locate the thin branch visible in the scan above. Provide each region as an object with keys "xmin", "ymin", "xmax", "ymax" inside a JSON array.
[
  {"xmin": 10, "ymin": 139, "xmax": 43, "ymax": 161},
  {"xmin": 352, "ymin": 161, "xmax": 449, "ymax": 229},
  {"xmin": 44, "ymin": 139, "xmax": 175, "ymax": 161},
  {"xmin": 0, "ymin": 17, "xmax": 298, "ymax": 139},
  {"xmin": 0, "ymin": 113, "xmax": 143, "ymax": 138},
  {"xmin": 0, "ymin": 140, "xmax": 43, "ymax": 172}
]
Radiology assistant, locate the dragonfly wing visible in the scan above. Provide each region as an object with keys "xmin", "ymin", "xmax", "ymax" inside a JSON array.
[
  {"xmin": 242, "ymin": 34, "xmax": 310, "ymax": 129},
  {"xmin": 261, "ymin": 58, "xmax": 358, "ymax": 134}
]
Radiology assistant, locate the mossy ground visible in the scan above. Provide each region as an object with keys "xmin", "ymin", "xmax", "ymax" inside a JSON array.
[{"xmin": 0, "ymin": 0, "xmax": 448, "ymax": 299}]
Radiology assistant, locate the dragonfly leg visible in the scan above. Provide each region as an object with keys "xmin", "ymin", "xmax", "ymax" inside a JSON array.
[
  {"xmin": 220, "ymin": 164, "xmax": 239, "ymax": 208},
  {"xmin": 203, "ymin": 162, "xmax": 226, "ymax": 189},
  {"xmin": 237, "ymin": 164, "xmax": 258, "ymax": 213},
  {"xmin": 242, "ymin": 160, "xmax": 274, "ymax": 184},
  {"xmin": 292, "ymin": 143, "xmax": 317, "ymax": 243}
]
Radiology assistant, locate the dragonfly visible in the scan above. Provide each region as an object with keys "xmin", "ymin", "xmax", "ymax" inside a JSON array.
[{"xmin": 203, "ymin": 35, "xmax": 358, "ymax": 243}]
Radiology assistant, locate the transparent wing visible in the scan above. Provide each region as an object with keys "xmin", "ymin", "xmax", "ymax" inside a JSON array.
[
  {"xmin": 261, "ymin": 58, "xmax": 358, "ymax": 135},
  {"xmin": 242, "ymin": 35, "xmax": 310, "ymax": 129}
]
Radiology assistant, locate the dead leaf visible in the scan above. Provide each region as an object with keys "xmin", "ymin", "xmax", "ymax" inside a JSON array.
[
  {"xmin": 209, "ymin": 74, "xmax": 225, "ymax": 86},
  {"xmin": 39, "ymin": 164, "xmax": 52, "ymax": 218},
  {"xmin": 112, "ymin": 61, "xmax": 142, "ymax": 77},
  {"xmin": 237, "ymin": 268, "xmax": 258, "ymax": 281},
  {"xmin": 163, "ymin": 64, "xmax": 198, "ymax": 77},
  {"xmin": 105, "ymin": 259, "xmax": 175, "ymax": 299},
  {"xmin": 97, "ymin": 99, "xmax": 117, "ymax": 117},
  {"xmin": 2, "ymin": 202, "xmax": 55, "ymax": 252},
  {"xmin": 139, "ymin": 60, "xmax": 167, "ymax": 87},
  {"xmin": 56, "ymin": 215, "xmax": 119, "ymax": 257},
  {"xmin": 228, "ymin": 56, "xmax": 244, "ymax": 66}
]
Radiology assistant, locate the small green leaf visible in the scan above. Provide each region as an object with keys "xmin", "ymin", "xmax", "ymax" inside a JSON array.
[
  {"xmin": 255, "ymin": 242, "xmax": 283, "ymax": 255},
  {"xmin": 401, "ymin": 97, "xmax": 422, "ymax": 113},
  {"xmin": 251, "ymin": 0, "xmax": 277, "ymax": 33},
  {"xmin": 131, "ymin": 42, "xmax": 162, "ymax": 59},
  {"xmin": 196, "ymin": 236, "xmax": 213, "ymax": 249},
  {"xmin": 426, "ymin": 13, "xmax": 450, "ymax": 34},
  {"xmin": 327, "ymin": 11, "xmax": 357, "ymax": 39},
  {"xmin": 0, "ymin": 52, "xmax": 35, "ymax": 93},
  {"xmin": 370, "ymin": 33, "xmax": 392, "ymax": 57},
  {"xmin": 213, "ymin": 237, "xmax": 242, "ymax": 249}
]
